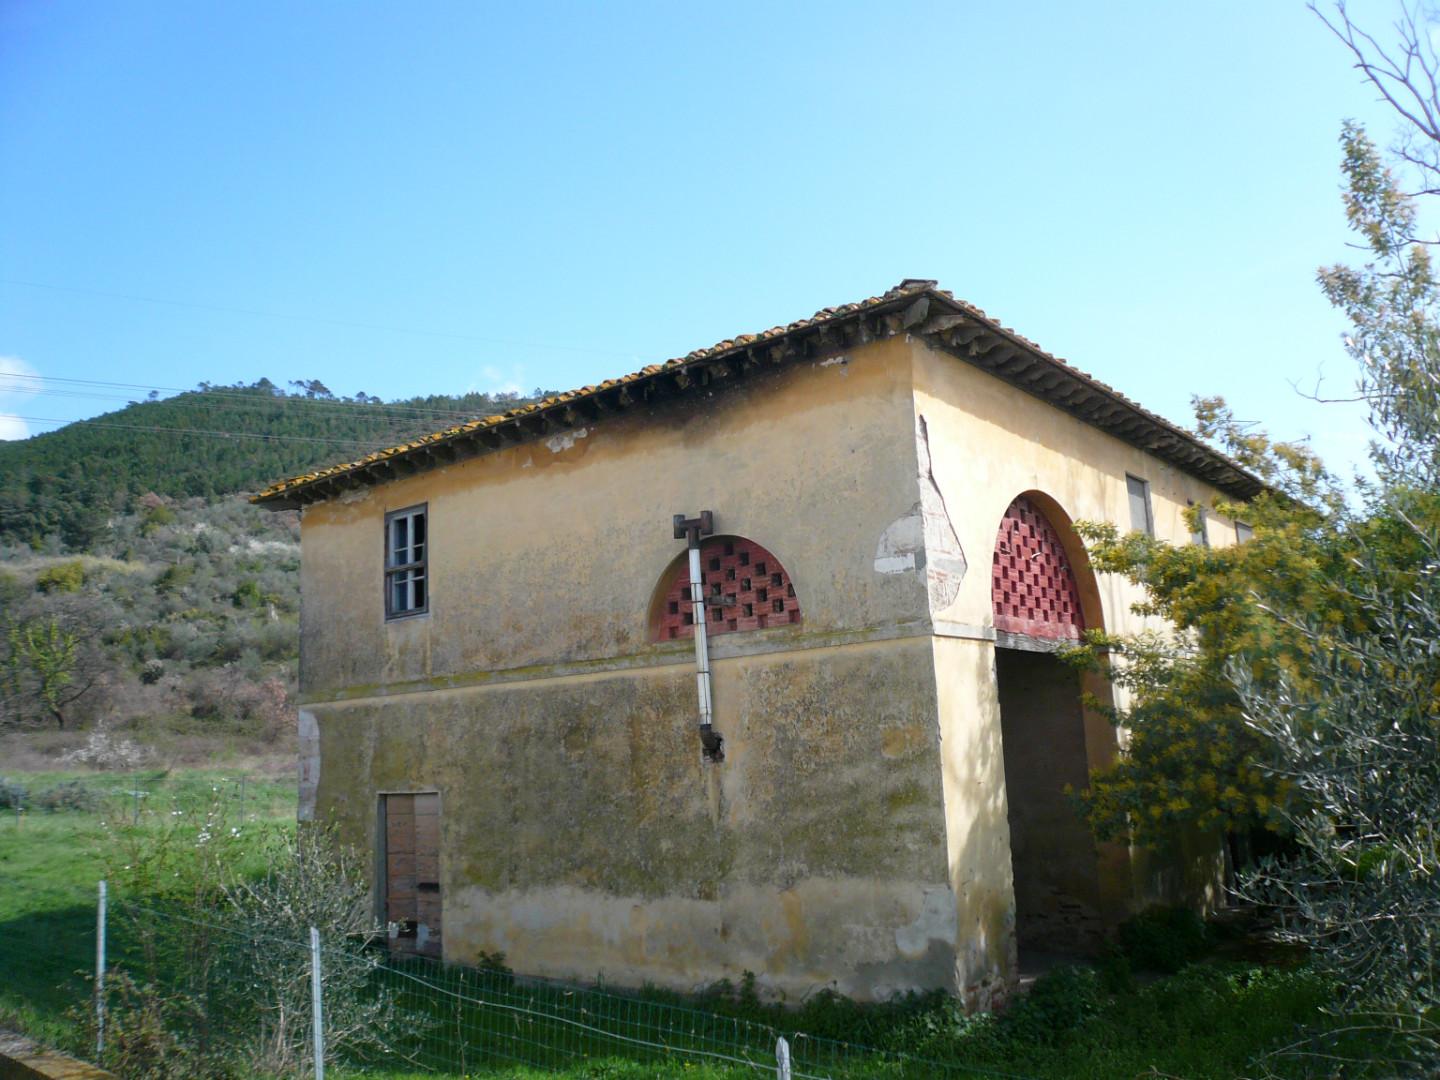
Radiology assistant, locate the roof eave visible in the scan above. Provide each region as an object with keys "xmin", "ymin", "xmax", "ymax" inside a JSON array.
[{"xmin": 253, "ymin": 282, "xmax": 1266, "ymax": 508}]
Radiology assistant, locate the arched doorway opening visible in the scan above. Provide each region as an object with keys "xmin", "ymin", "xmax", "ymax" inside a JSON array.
[{"xmin": 990, "ymin": 493, "xmax": 1111, "ymax": 960}]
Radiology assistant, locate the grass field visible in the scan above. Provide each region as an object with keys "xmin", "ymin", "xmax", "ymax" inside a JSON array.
[
  {"xmin": 0, "ymin": 767, "xmax": 294, "ymax": 1048},
  {"xmin": 0, "ymin": 765, "xmax": 1373, "ymax": 1079}
]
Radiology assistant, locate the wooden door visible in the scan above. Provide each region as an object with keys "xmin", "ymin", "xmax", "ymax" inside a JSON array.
[{"xmin": 382, "ymin": 792, "xmax": 442, "ymax": 958}]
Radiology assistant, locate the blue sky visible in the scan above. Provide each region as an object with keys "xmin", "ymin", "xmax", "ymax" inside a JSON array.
[{"xmin": 0, "ymin": 1, "xmax": 1408, "ymax": 476}]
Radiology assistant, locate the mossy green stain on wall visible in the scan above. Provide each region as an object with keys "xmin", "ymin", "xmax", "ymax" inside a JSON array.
[
  {"xmin": 718, "ymin": 640, "xmax": 947, "ymax": 885},
  {"xmin": 308, "ymin": 640, "xmax": 949, "ymax": 942}
]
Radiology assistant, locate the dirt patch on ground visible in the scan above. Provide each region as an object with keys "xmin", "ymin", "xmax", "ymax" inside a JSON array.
[
  {"xmin": 0, "ymin": 1029, "xmax": 38, "ymax": 1056},
  {"xmin": 0, "ymin": 729, "xmax": 295, "ymax": 777}
]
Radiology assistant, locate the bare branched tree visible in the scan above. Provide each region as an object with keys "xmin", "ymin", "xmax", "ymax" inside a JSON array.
[{"xmin": 1314, "ymin": 1, "xmax": 1440, "ymax": 200}]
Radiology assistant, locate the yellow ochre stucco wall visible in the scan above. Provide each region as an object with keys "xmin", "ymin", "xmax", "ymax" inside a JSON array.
[
  {"xmin": 908, "ymin": 336, "xmax": 1234, "ymax": 965},
  {"xmin": 301, "ymin": 337, "xmax": 967, "ymax": 1001},
  {"xmin": 296, "ymin": 331, "xmax": 1239, "ymax": 1004}
]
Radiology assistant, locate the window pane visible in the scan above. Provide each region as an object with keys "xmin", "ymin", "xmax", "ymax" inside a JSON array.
[
  {"xmin": 1236, "ymin": 521, "xmax": 1254, "ymax": 543},
  {"xmin": 386, "ymin": 508, "xmax": 428, "ymax": 617},
  {"xmin": 1126, "ymin": 475, "xmax": 1152, "ymax": 535},
  {"xmin": 391, "ymin": 517, "xmax": 409, "ymax": 566}
]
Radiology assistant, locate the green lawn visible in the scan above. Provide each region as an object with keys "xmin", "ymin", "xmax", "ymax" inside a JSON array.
[
  {"xmin": 0, "ymin": 767, "xmax": 1373, "ymax": 1079},
  {"xmin": 0, "ymin": 768, "xmax": 294, "ymax": 1048}
]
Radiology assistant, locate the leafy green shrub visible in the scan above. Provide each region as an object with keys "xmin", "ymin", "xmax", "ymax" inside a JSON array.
[
  {"xmin": 153, "ymin": 563, "xmax": 192, "ymax": 594},
  {"xmin": 32, "ymin": 780, "xmax": 99, "ymax": 812},
  {"xmin": 72, "ymin": 970, "xmax": 206, "ymax": 1080},
  {"xmin": 101, "ymin": 806, "xmax": 401, "ymax": 1076},
  {"xmin": 139, "ymin": 503, "xmax": 177, "ymax": 536},
  {"xmin": 1094, "ymin": 947, "xmax": 1134, "ymax": 994},
  {"xmin": 475, "ymin": 950, "xmax": 516, "ymax": 988},
  {"xmin": 0, "ymin": 570, "xmax": 24, "ymax": 606},
  {"xmin": 35, "ymin": 560, "xmax": 85, "ymax": 593},
  {"xmin": 231, "ymin": 578, "xmax": 265, "ymax": 609},
  {"xmin": 1119, "ymin": 905, "xmax": 1211, "ymax": 972},
  {"xmin": 879, "ymin": 991, "xmax": 998, "ymax": 1058},
  {"xmin": 0, "ymin": 776, "xmax": 26, "ymax": 810},
  {"xmin": 1002, "ymin": 964, "xmax": 1105, "ymax": 1047}
]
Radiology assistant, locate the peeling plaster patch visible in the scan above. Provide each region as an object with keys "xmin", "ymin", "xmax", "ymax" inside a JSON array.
[
  {"xmin": 339, "ymin": 486, "xmax": 371, "ymax": 505},
  {"xmin": 874, "ymin": 505, "xmax": 923, "ymax": 575},
  {"xmin": 298, "ymin": 710, "xmax": 319, "ymax": 821},
  {"xmin": 894, "ymin": 886, "xmax": 958, "ymax": 958},
  {"xmin": 818, "ymin": 355, "xmax": 849, "ymax": 369},
  {"xmin": 545, "ymin": 427, "xmax": 589, "ymax": 453},
  {"xmin": 873, "ymin": 417, "xmax": 967, "ymax": 612},
  {"xmin": 916, "ymin": 415, "xmax": 966, "ymax": 610}
]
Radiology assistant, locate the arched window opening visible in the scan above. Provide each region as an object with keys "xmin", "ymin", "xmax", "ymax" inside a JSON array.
[
  {"xmin": 991, "ymin": 495, "xmax": 1086, "ymax": 641},
  {"xmin": 653, "ymin": 537, "xmax": 801, "ymax": 641}
]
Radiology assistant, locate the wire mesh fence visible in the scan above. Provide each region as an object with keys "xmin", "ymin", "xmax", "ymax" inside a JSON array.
[
  {"xmin": 370, "ymin": 950, "xmax": 921, "ymax": 1078},
  {"xmin": 1, "ymin": 875, "xmax": 1037, "ymax": 1079}
]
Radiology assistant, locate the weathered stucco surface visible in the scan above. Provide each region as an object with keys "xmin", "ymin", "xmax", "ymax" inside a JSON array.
[
  {"xmin": 302, "ymin": 338, "xmax": 966, "ymax": 999},
  {"xmin": 297, "ymin": 331, "xmax": 1237, "ymax": 1003},
  {"xmin": 314, "ymin": 638, "xmax": 952, "ymax": 998},
  {"xmin": 299, "ymin": 338, "xmax": 929, "ymax": 697},
  {"xmin": 909, "ymin": 337, "xmax": 1231, "ymax": 922}
]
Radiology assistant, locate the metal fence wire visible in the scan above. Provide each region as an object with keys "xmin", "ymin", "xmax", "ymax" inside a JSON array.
[{"xmin": 2, "ymin": 879, "xmax": 1036, "ymax": 1080}]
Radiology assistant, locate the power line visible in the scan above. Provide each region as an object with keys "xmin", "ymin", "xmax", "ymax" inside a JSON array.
[
  {"xmin": 0, "ymin": 380, "xmax": 499, "ymax": 428},
  {"xmin": 0, "ymin": 371, "xmax": 533, "ymax": 423},
  {"xmin": 0, "ymin": 276, "xmax": 645, "ymax": 360},
  {"xmin": 1, "ymin": 413, "xmax": 382, "ymax": 448}
]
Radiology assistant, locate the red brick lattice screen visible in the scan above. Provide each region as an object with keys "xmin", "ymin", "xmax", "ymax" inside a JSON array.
[
  {"xmin": 991, "ymin": 496, "xmax": 1086, "ymax": 640},
  {"xmin": 655, "ymin": 537, "xmax": 801, "ymax": 640}
]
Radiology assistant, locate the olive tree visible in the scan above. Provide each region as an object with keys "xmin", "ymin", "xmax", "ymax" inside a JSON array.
[{"xmin": 1227, "ymin": 4, "xmax": 1440, "ymax": 1070}]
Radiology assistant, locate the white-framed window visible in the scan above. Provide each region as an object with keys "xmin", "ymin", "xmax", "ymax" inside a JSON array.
[
  {"xmin": 1126, "ymin": 474, "xmax": 1154, "ymax": 536},
  {"xmin": 1235, "ymin": 521, "xmax": 1254, "ymax": 544},
  {"xmin": 385, "ymin": 504, "xmax": 428, "ymax": 619}
]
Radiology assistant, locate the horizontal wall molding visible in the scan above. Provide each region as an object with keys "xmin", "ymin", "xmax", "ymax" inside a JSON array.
[
  {"xmin": 993, "ymin": 630, "xmax": 1071, "ymax": 654},
  {"xmin": 931, "ymin": 619, "xmax": 995, "ymax": 643},
  {"xmin": 302, "ymin": 616, "xmax": 1000, "ymax": 708}
]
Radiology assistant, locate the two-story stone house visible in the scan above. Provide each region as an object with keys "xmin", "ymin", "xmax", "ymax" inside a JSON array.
[{"xmin": 255, "ymin": 279, "xmax": 1260, "ymax": 1007}]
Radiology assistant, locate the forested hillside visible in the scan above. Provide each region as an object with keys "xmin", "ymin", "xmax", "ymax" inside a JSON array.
[
  {"xmin": 0, "ymin": 379, "xmax": 551, "ymax": 762},
  {"xmin": 0, "ymin": 379, "xmax": 551, "ymax": 549},
  {"xmin": 1, "ymin": 496, "xmax": 301, "ymax": 762}
]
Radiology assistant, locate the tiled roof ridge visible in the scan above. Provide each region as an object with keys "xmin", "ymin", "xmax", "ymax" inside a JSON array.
[{"xmin": 253, "ymin": 280, "xmax": 1265, "ymax": 506}]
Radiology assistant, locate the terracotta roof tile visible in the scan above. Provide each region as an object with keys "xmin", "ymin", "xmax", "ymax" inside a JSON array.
[{"xmin": 254, "ymin": 280, "xmax": 1262, "ymax": 505}]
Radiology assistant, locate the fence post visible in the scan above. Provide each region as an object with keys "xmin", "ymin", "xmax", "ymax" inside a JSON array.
[
  {"xmin": 310, "ymin": 926, "xmax": 324, "ymax": 1080},
  {"xmin": 775, "ymin": 1035, "xmax": 791, "ymax": 1080},
  {"xmin": 95, "ymin": 880, "xmax": 106, "ymax": 1058}
]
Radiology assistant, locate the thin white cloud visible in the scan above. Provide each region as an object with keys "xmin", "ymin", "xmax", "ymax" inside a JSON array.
[
  {"xmin": 0, "ymin": 355, "xmax": 39, "ymax": 439},
  {"xmin": 475, "ymin": 364, "xmax": 526, "ymax": 397}
]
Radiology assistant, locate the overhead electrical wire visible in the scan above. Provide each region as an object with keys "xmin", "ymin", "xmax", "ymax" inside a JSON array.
[
  {"xmin": 0, "ymin": 383, "xmax": 499, "ymax": 430},
  {"xmin": 0, "ymin": 276, "xmax": 644, "ymax": 359},
  {"xmin": 0, "ymin": 370, "xmax": 546, "ymax": 453},
  {"xmin": 0, "ymin": 413, "xmax": 386, "ymax": 448},
  {"xmin": 0, "ymin": 371, "xmax": 523, "ymax": 423}
]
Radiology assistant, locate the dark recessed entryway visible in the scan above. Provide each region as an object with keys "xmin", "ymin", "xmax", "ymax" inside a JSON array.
[{"xmin": 995, "ymin": 647, "xmax": 1105, "ymax": 960}]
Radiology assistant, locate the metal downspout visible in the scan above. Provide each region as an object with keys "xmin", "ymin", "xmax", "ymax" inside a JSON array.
[{"xmin": 673, "ymin": 511, "xmax": 723, "ymax": 760}]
